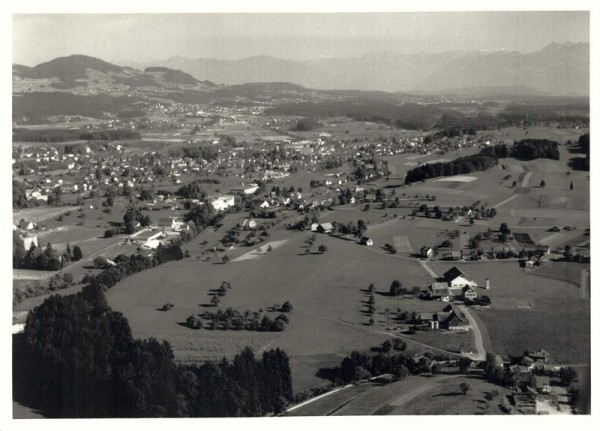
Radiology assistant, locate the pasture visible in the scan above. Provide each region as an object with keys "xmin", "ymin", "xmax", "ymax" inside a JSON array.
[
  {"xmin": 387, "ymin": 376, "xmax": 511, "ymax": 415},
  {"xmin": 105, "ymin": 230, "xmax": 436, "ymax": 392}
]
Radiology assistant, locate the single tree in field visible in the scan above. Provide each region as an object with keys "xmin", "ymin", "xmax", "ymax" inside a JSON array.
[
  {"xmin": 318, "ymin": 244, "xmax": 327, "ymax": 254},
  {"xmin": 381, "ymin": 340, "xmax": 392, "ymax": 353},
  {"xmin": 389, "ymin": 280, "xmax": 403, "ymax": 297},
  {"xmin": 459, "ymin": 382, "xmax": 471, "ymax": 395},
  {"xmin": 186, "ymin": 315, "xmax": 198, "ymax": 329},
  {"xmin": 393, "ymin": 338, "xmax": 407, "ymax": 351},
  {"xmin": 72, "ymin": 245, "xmax": 83, "ymax": 261},
  {"xmin": 570, "ymin": 181, "xmax": 574, "ymax": 190},
  {"xmin": 368, "ymin": 283, "xmax": 375, "ymax": 293},
  {"xmin": 563, "ymin": 245, "xmax": 573, "ymax": 261},
  {"xmin": 222, "ymin": 255, "xmax": 230, "ymax": 264},
  {"xmin": 210, "ymin": 295, "xmax": 220, "ymax": 307},
  {"xmin": 540, "ymin": 180, "xmax": 546, "ymax": 188}
]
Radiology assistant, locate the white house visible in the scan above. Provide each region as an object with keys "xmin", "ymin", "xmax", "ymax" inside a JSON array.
[
  {"xmin": 442, "ymin": 267, "xmax": 478, "ymax": 288},
  {"xmin": 211, "ymin": 195, "xmax": 235, "ymax": 211},
  {"xmin": 259, "ymin": 200, "xmax": 270, "ymax": 209},
  {"xmin": 22, "ymin": 235, "xmax": 38, "ymax": 250},
  {"xmin": 244, "ymin": 184, "xmax": 259, "ymax": 195},
  {"xmin": 360, "ymin": 237, "xmax": 374, "ymax": 246}
]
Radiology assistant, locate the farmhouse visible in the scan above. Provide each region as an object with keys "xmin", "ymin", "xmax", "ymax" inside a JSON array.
[
  {"xmin": 429, "ymin": 282, "xmax": 477, "ymax": 303},
  {"xmin": 21, "ymin": 235, "xmax": 38, "ymax": 250},
  {"xmin": 443, "ymin": 267, "xmax": 478, "ymax": 288},
  {"xmin": 360, "ymin": 237, "xmax": 374, "ymax": 246},
  {"xmin": 211, "ymin": 195, "xmax": 235, "ymax": 211},
  {"xmin": 317, "ymin": 223, "xmax": 334, "ymax": 234},
  {"xmin": 418, "ymin": 305, "xmax": 468, "ymax": 330}
]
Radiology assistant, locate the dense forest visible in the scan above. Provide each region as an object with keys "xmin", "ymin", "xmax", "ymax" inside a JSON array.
[
  {"xmin": 13, "ymin": 289, "xmax": 293, "ymax": 417},
  {"xmin": 511, "ymin": 139, "xmax": 560, "ymax": 161},
  {"xmin": 405, "ymin": 139, "xmax": 560, "ymax": 183},
  {"xmin": 404, "ymin": 153, "xmax": 499, "ymax": 183}
]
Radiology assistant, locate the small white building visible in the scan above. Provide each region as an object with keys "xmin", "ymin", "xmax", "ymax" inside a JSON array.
[
  {"xmin": 211, "ymin": 195, "xmax": 235, "ymax": 211},
  {"xmin": 22, "ymin": 235, "xmax": 38, "ymax": 250}
]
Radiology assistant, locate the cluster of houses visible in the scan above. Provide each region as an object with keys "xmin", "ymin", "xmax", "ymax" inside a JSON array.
[
  {"xmin": 427, "ymin": 266, "xmax": 489, "ymax": 303},
  {"xmin": 506, "ymin": 349, "xmax": 574, "ymax": 414}
]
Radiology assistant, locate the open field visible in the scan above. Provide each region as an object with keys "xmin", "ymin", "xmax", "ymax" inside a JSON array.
[
  {"xmin": 105, "ymin": 229, "xmax": 442, "ymax": 392},
  {"xmin": 478, "ymin": 302, "xmax": 590, "ymax": 364},
  {"xmin": 427, "ymin": 261, "xmax": 589, "ymax": 363},
  {"xmin": 385, "ymin": 375, "xmax": 512, "ymax": 415}
]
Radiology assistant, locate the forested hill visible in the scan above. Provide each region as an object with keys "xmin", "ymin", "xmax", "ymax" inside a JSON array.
[{"xmin": 13, "ymin": 289, "xmax": 293, "ymax": 417}]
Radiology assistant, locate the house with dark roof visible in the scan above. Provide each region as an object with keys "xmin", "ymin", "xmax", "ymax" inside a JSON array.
[
  {"xmin": 443, "ymin": 266, "xmax": 478, "ymax": 288},
  {"xmin": 527, "ymin": 349, "xmax": 551, "ymax": 363},
  {"xmin": 418, "ymin": 305, "xmax": 468, "ymax": 330}
]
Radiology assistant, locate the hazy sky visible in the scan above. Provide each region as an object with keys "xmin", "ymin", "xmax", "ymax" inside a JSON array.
[{"xmin": 13, "ymin": 12, "xmax": 589, "ymax": 66}]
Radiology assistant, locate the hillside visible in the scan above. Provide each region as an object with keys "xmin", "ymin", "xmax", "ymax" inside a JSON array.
[{"xmin": 12, "ymin": 54, "xmax": 216, "ymax": 93}]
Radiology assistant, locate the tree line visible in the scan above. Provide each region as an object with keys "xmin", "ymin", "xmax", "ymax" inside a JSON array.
[
  {"xmin": 82, "ymin": 242, "xmax": 184, "ymax": 291},
  {"xmin": 13, "ymin": 128, "xmax": 140, "ymax": 142},
  {"xmin": 405, "ymin": 153, "xmax": 499, "ymax": 183},
  {"xmin": 325, "ymin": 348, "xmax": 448, "ymax": 385},
  {"xmin": 405, "ymin": 139, "xmax": 560, "ymax": 183},
  {"xmin": 13, "ymin": 289, "xmax": 293, "ymax": 417}
]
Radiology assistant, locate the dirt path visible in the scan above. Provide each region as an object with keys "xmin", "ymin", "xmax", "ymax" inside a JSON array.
[
  {"xmin": 455, "ymin": 305, "xmax": 486, "ymax": 361},
  {"xmin": 492, "ymin": 193, "xmax": 518, "ymax": 209},
  {"xmin": 418, "ymin": 259, "xmax": 438, "ymax": 279}
]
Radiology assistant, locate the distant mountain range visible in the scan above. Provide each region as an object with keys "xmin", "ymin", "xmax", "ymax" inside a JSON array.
[{"xmin": 125, "ymin": 42, "xmax": 589, "ymax": 96}]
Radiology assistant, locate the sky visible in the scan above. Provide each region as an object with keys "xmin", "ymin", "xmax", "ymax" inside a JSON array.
[{"xmin": 12, "ymin": 11, "xmax": 589, "ymax": 66}]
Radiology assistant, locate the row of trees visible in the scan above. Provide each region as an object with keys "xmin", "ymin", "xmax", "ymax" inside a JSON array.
[
  {"xmin": 83, "ymin": 242, "xmax": 184, "ymax": 291},
  {"xmin": 332, "ymin": 219, "xmax": 368, "ymax": 238},
  {"xmin": 13, "ymin": 234, "xmax": 83, "ymax": 271},
  {"xmin": 328, "ymin": 349, "xmax": 446, "ymax": 385},
  {"xmin": 187, "ymin": 308, "xmax": 290, "ymax": 332},
  {"xmin": 14, "ymin": 290, "xmax": 293, "ymax": 417},
  {"xmin": 405, "ymin": 153, "xmax": 499, "ymax": 183}
]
